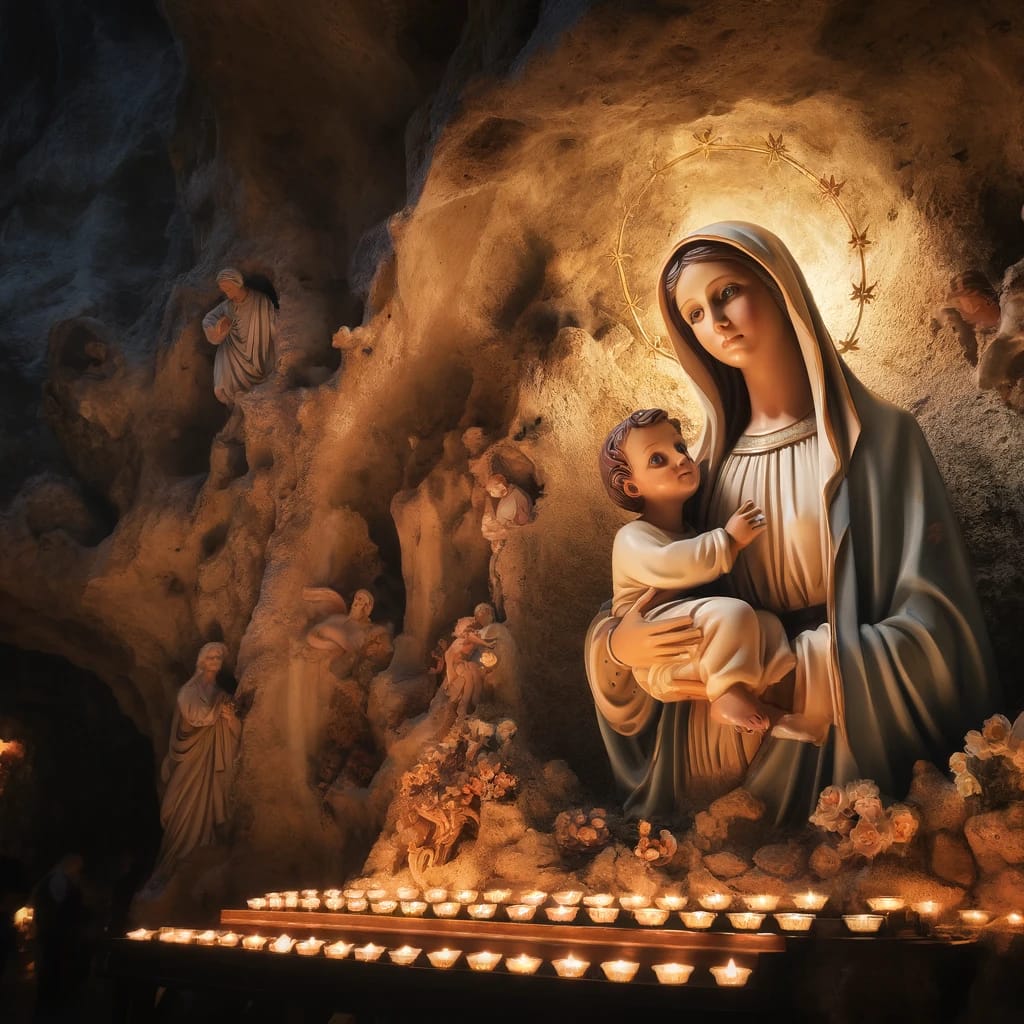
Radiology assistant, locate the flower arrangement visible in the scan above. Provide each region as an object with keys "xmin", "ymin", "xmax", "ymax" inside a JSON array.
[
  {"xmin": 633, "ymin": 819, "xmax": 678, "ymax": 866},
  {"xmin": 809, "ymin": 779, "xmax": 919, "ymax": 860},
  {"xmin": 948, "ymin": 714, "xmax": 1024, "ymax": 807},
  {"xmin": 553, "ymin": 807, "xmax": 611, "ymax": 857}
]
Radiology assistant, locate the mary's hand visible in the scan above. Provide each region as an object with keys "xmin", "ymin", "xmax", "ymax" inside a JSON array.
[{"xmin": 608, "ymin": 587, "xmax": 702, "ymax": 668}]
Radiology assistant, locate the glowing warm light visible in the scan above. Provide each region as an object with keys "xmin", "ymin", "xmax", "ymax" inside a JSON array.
[
  {"xmin": 346, "ymin": 898, "xmax": 368, "ymax": 913},
  {"xmin": 552, "ymin": 955, "xmax": 589, "ymax": 979},
  {"xmin": 583, "ymin": 893, "xmax": 615, "ymax": 908},
  {"xmin": 545, "ymin": 905, "xmax": 578, "ymax": 923},
  {"xmin": 324, "ymin": 940, "xmax": 354, "ymax": 959},
  {"xmin": 698, "ymin": 892, "xmax": 731, "ymax": 911},
  {"xmin": 218, "ymin": 932, "xmax": 240, "ymax": 947},
  {"xmin": 173, "ymin": 929, "xmax": 195, "ymax": 944},
  {"xmin": 743, "ymin": 895, "xmax": 779, "ymax": 912},
  {"xmin": 270, "ymin": 934, "xmax": 296, "ymax": 954},
  {"xmin": 467, "ymin": 903, "xmax": 497, "ymax": 920},
  {"xmin": 601, "ymin": 959, "xmax": 639, "ymax": 983},
  {"xmin": 366, "ymin": 887, "xmax": 387, "ymax": 901},
  {"xmin": 268, "ymin": 896, "xmax": 284, "ymax": 910},
  {"xmin": 655, "ymin": 894, "xmax": 687, "ymax": 911},
  {"xmin": 618, "ymin": 893, "xmax": 650, "ymax": 911},
  {"xmin": 505, "ymin": 904, "xmax": 537, "ymax": 922},
  {"xmin": 483, "ymin": 888, "xmax": 512, "ymax": 904},
  {"xmin": 519, "ymin": 890, "xmax": 547, "ymax": 907},
  {"xmin": 587, "ymin": 907, "xmax": 620, "ymax": 924},
  {"xmin": 388, "ymin": 945, "xmax": 422, "ymax": 966},
  {"xmin": 866, "ymin": 897, "xmax": 905, "ymax": 912},
  {"xmin": 323, "ymin": 888, "xmax": 341, "ymax": 899},
  {"xmin": 396, "ymin": 886, "xmax": 420, "ymax": 901},
  {"xmin": 426, "ymin": 947, "xmax": 462, "ymax": 969},
  {"xmin": 283, "ymin": 892, "xmax": 299, "ymax": 909},
  {"xmin": 552, "ymin": 890, "xmax": 583, "ymax": 906},
  {"xmin": 634, "ymin": 907, "xmax": 669, "ymax": 927},
  {"xmin": 774, "ymin": 913, "xmax": 814, "ymax": 932},
  {"xmin": 467, "ymin": 950, "xmax": 502, "ymax": 972},
  {"xmin": 680, "ymin": 910, "xmax": 716, "ymax": 929},
  {"xmin": 158, "ymin": 930, "xmax": 176, "ymax": 943},
  {"xmin": 242, "ymin": 935, "xmax": 268, "ymax": 950},
  {"xmin": 196, "ymin": 930, "xmax": 218, "ymax": 945},
  {"xmin": 793, "ymin": 891, "xmax": 828, "ymax": 911},
  {"xmin": 13, "ymin": 906, "xmax": 34, "ymax": 930},
  {"xmin": 653, "ymin": 962, "xmax": 694, "ymax": 985},
  {"xmin": 301, "ymin": 897, "xmax": 321, "ymax": 911},
  {"xmin": 711, "ymin": 958, "xmax": 752, "ymax": 987},
  {"xmin": 727, "ymin": 912, "xmax": 765, "ymax": 931},
  {"xmin": 912, "ymin": 900, "xmax": 940, "ymax": 917},
  {"xmin": 265, "ymin": 891, "xmax": 282, "ymax": 900},
  {"xmin": 432, "ymin": 901, "xmax": 461, "ymax": 919},
  {"xmin": 505, "ymin": 953, "xmax": 542, "ymax": 975},
  {"xmin": 453, "ymin": 889, "xmax": 478, "ymax": 904},
  {"xmin": 370, "ymin": 899, "xmax": 397, "ymax": 915},
  {"xmin": 343, "ymin": 888, "xmax": 365, "ymax": 900},
  {"xmin": 296, "ymin": 938, "xmax": 325, "ymax": 956},
  {"xmin": 324, "ymin": 897, "xmax": 344, "ymax": 911},
  {"xmin": 843, "ymin": 914, "xmax": 884, "ymax": 933},
  {"xmin": 958, "ymin": 909, "xmax": 992, "ymax": 927},
  {"xmin": 301, "ymin": 889, "xmax": 319, "ymax": 898},
  {"xmin": 1006, "ymin": 912, "xmax": 1023, "ymax": 926},
  {"xmin": 354, "ymin": 942, "xmax": 386, "ymax": 962},
  {"xmin": 424, "ymin": 887, "xmax": 448, "ymax": 903},
  {"xmin": 400, "ymin": 900, "xmax": 428, "ymax": 917},
  {"xmin": 247, "ymin": 897, "xmax": 268, "ymax": 910},
  {"xmin": 126, "ymin": 928, "xmax": 154, "ymax": 941}
]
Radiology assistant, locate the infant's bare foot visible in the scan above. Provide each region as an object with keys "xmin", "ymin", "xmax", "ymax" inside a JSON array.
[
  {"xmin": 710, "ymin": 688, "xmax": 770, "ymax": 734},
  {"xmin": 770, "ymin": 714, "xmax": 820, "ymax": 743}
]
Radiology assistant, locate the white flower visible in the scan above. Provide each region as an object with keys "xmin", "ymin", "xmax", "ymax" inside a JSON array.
[
  {"xmin": 964, "ymin": 730, "xmax": 993, "ymax": 760},
  {"xmin": 809, "ymin": 785, "xmax": 851, "ymax": 831},
  {"xmin": 495, "ymin": 719, "xmax": 518, "ymax": 744},
  {"xmin": 854, "ymin": 795, "xmax": 885, "ymax": 822},
  {"xmin": 888, "ymin": 804, "xmax": 919, "ymax": 845},
  {"xmin": 849, "ymin": 816, "xmax": 892, "ymax": 859},
  {"xmin": 845, "ymin": 779, "xmax": 880, "ymax": 803},
  {"xmin": 955, "ymin": 771, "xmax": 982, "ymax": 799},
  {"xmin": 949, "ymin": 752, "xmax": 968, "ymax": 775},
  {"xmin": 982, "ymin": 714, "xmax": 1013, "ymax": 753}
]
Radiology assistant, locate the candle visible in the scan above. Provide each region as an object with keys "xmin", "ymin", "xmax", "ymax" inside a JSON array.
[
  {"xmin": 793, "ymin": 891, "xmax": 828, "ymax": 911},
  {"xmin": 454, "ymin": 889, "xmax": 478, "ymax": 904},
  {"xmin": 283, "ymin": 892, "xmax": 299, "ymax": 909},
  {"xmin": 173, "ymin": 929, "xmax": 195, "ymax": 944},
  {"xmin": 468, "ymin": 903, "xmax": 497, "ymax": 920},
  {"xmin": 552, "ymin": 955, "xmax": 589, "ymax": 979},
  {"xmin": 679, "ymin": 910, "xmax": 716, "ymax": 929},
  {"xmin": 301, "ymin": 889, "xmax": 319, "ymax": 898},
  {"xmin": 324, "ymin": 940, "xmax": 354, "ymax": 959},
  {"xmin": 247, "ymin": 897, "xmax": 268, "ymax": 910},
  {"xmin": 652, "ymin": 962, "xmax": 694, "ymax": 985},
  {"xmin": 583, "ymin": 893, "xmax": 615, "ymax": 908},
  {"xmin": 1006, "ymin": 912, "xmax": 1023, "ymax": 926},
  {"xmin": 126, "ymin": 928, "xmax": 155, "ymax": 941},
  {"xmin": 354, "ymin": 942, "xmax": 387, "ymax": 962},
  {"xmin": 467, "ymin": 950, "xmax": 502, "ymax": 972},
  {"xmin": 842, "ymin": 914, "xmax": 884, "ymax": 933},
  {"xmin": 432, "ymin": 901, "xmax": 461, "ymax": 919},
  {"xmin": 552, "ymin": 890, "xmax": 584, "ymax": 906},
  {"xmin": 324, "ymin": 897, "xmax": 345, "ymax": 911},
  {"xmin": 424, "ymin": 887, "xmax": 448, "ymax": 903},
  {"xmin": 711, "ymin": 958, "xmax": 752, "ymax": 987},
  {"xmin": 655, "ymin": 894, "xmax": 687, "ymax": 911},
  {"xmin": 774, "ymin": 913, "xmax": 815, "ymax": 932},
  {"xmin": 912, "ymin": 900, "xmax": 940, "ymax": 917},
  {"xmin": 366, "ymin": 887, "xmax": 387, "ymax": 901},
  {"xmin": 484, "ymin": 888, "xmax": 512, "ymax": 904},
  {"xmin": 600, "ymin": 959, "xmax": 639, "ymax": 983},
  {"xmin": 270, "ymin": 934, "xmax": 296, "ymax": 953},
  {"xmin": 301, "ymin": 897, "xmax": 321, "ymax": 911},
  {"xmin": 268, "ymin": 896, "xmax": 284, "ymax": 910},
  {"xmin": 346, "ymin": 898, "xmax": 368, "ymax": 913},
  {"xmin": 370, "ymin": 899, "xmax": 398, "ymax": 915},
  {"xmin": 323, "ymin": 888, "xmax": 341, "ymax": 899},
  {"xmin": 296, "ymin": 938, "xmax": 325, "ymax": 956},
  {"xmin": 519, "ymin": 890, "xmax": 548, "ymax": 907},
  {"xmin": 958, "ymin": 909, "xmax": 992, "ymax": 928},
  {"xmin": 727, "ymin": 912, "xmax": 765, "ymax": 931},
  {"xmin": 400, "ymin": 900, "xmax": 428, "ymax": 917},
  {"xmin": 396, "ymin": 886, "xmax": 420, "ymax": 901},
  {"xmin": 619, "ymin": 893, "xmax": 650, "ymax": 911},
  {"xmin": 587, "ymin": 907, "xmax": 620, "ymax": 924},
  {"xmin": 388, "ymin": 945, "xmax": 422, "ymax": 966},
  {"xmin": 196, "ymin": 930, "xmax": 218, "ymax": 945},
  {"xmin": 343, "ymin": 888, "xmax": 366, "ymax": 900},
  {"xmin": 265, "ymin": 891, "xmax": 282, "ymax": 901},
  {"xmin": 634, "ymin": 907, "xmax": 669, "ymax": 927},
  {"xmin": 505, "ymin": 904, "xmax": 537, "ymax": 922},
  {"xmin": 217, "ymin": 932, "xmax": 240, "ymax": 947},
  {"xmin": 242, "ymin": 934, "xmax": 268, "ymax": 950},
  {"xmin": 426, "ymin": 947, "xmax": 462, "ymax": 969},
  {"xmin": 866, "ymin": 897, "xmax": 905, "ymax": 912},
  {"xmin": 545, "ymin": 905, "xmax": 579, "ymax": 923},
  {"xmin": 158, "ymin": 927, "xmax": 175, "ymax": 942},
  {"xmin": 698, "ymin": 892, "xmax": 731, "ymax": 911},
  {"xmin": 743, "ymin": 894, "xmax": 779, "ymax": 912},
  {"xmin": 505, "ymin": 953, "xmax": 542, "ymax": 975}
]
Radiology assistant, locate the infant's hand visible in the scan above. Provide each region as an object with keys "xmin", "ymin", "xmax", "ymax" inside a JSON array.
[{"xmin": 725, "ymin": 500, "xmax": 767, "ymax": 549}]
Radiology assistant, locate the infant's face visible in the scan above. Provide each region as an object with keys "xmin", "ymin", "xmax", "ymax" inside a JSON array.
[{"xmin": 623, "ymin": 421, "xmax": 699, "ymax": 507}]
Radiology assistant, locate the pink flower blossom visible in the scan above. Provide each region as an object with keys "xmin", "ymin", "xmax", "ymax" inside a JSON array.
[
  {"xmin": 982, "ymin": 714, "xmax": 1013, "ymax": 752},
  {"xmin": 964, "ymin": 730, "xmax": 993, "ymax": 760},
  {"xmin": 888, "ymin": 804, "xmax": 919, "ymax": 845},
  {"xmin": 854, "ymin": 795, "xmax": 885, "ymax": 822},
  {"xmin": 810, "ymin": 785, "xmax": 851, "ymax": 830},
  {"xmin": 845, "ymin": 779, "xmax": 880, "ymax": 803},
  {"xmin": 849, "ymin": 816, "xmax": 892, "ymax": 858}
]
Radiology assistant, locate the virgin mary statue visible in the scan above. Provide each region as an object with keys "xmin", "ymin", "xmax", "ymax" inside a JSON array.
[{"xmin": 586, "ymin": 221, "xmax": 1001, "ymax": 824}]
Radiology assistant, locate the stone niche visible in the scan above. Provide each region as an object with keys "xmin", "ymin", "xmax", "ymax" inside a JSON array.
[{"xmin": 1, "ymin": 0, "xmax": 1024, "ymax": 917}]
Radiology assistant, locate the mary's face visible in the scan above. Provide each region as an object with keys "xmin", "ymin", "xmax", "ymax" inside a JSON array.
[
  {"xmin": 673, "ymin": 259, "xmax": 794, "ymax": 367},
  {"xmin": 201, "ymin": 648, "xmax": 224, "ymax": 673}
]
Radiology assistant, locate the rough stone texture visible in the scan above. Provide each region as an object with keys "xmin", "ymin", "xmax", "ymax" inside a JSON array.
[
  {"xmin": 930, "ymin": 829, "xmax": 978, "ymax": 888},
  {"xmin": 908, "ymin": 760, "xmax": 969, "ymax": 834},
  {"xmin": 964, "ymin": 807, "xmax": 1024, "ymax": 875},
  {"xmin": 753, "ymin": 841, "xmax": 806, "ymax": 879},
  {"xmin": 2, "ymin": 0, "xmax": 1024, "ymax": 900},
  {"xmin": 975, "ymin": 866, "xmax": 1024, "ymax": 913},
  {"xmin": 702, "ymin": 850, "xmax": 749, "ymax": 879},
  {"xmin": 809, "ymin": 843, "xmax": 843, "ymax": 880}
]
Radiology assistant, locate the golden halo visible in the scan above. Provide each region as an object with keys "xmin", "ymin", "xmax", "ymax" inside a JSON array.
[{"xmin": 609, "ymin": 129, "xmax": 875, "ymax": 359}]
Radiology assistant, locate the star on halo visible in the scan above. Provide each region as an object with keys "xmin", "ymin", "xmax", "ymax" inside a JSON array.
[
  {"xmin": 848, "ymin": 229, "xmax": 872, "ymax": 250},
  {"xmin": 693, "ymin": 127, "xmax": 721, "ymax": 160},
  {"xmin": 850, "ymin": 281, "xmax": 878, "ymax": 303},
  {"xmin": 817, "ymin": 174, "xmax": 846, "ymax": 201},
  {"xmin": 764, "ymin": 133, "xmax": 788, "ymax": 164}
]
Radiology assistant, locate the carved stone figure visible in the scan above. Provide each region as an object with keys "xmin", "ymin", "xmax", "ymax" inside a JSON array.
[
  {"xmin": 587, "ymin": 221, "xmax": 1000, "ymax": 824},
  {"xmin": 442, "ymin": 616, "xmax": 495, "ymax": 718},
  {"xmin": 978, "ymin": 258, "xmax": 1024, "ymax": 413},
  {"xmin": 151, "ymin": 642, "xmax": 241, "ymax": 882},
  {"xmin": 202, "ymin": 267, "xmax": 276, "ymax": 405},
  {"xmin": 480, "ymin": 473, "xmax": 533, "ymax": 547},
  {"xmin": 303, "ymin": 587, "xmax": 375, "ymax": 659}
]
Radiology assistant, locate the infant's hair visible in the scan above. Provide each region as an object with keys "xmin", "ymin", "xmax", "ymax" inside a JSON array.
[
  {"xmin": 453, "ymin": 616, "xmax": 479, "ymax": 637},
  {"xmin": 600, "ymin": 408, "xmax": 682, "ymax": 513},
  {"xmin": 947, "ymin": 270, "xmax": 998, "ymax": 304}
]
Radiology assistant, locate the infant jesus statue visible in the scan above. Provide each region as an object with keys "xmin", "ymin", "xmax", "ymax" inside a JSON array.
[{"xmin": 600, "ymin": 408, "xmax": 813, "ymax": 738}]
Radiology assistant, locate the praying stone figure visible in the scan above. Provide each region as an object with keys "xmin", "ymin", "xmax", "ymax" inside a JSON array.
[
  {"xmin": 303, "ymin": 587, "xmax": 376, "ymax": 659},
  {"xmin": 151, "ymin": 642, "xmax": 241, "ymax": 883},
  {"xmin": 202, "ymin": 267, "xmax": 276, "ymax": 405},
  {"xmin": 442, "ymin": 617, "xmax": 496, "ymax": 718},
  {"xmin": 480, "ymin": 474, "xmax": 534, "ymax": 547}
]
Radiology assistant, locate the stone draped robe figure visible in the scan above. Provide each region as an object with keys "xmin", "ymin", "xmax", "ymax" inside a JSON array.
[
  {"xmin": 586, "ymin": 221, "xmax": 1001, "ymax": 824},
  {"xmin": 202, "ymin": 267, "xmax": 276, "ymax": 405},
  {"xmin": 151, "ymin": 642, "xmax": 241, "ymax": 881}
]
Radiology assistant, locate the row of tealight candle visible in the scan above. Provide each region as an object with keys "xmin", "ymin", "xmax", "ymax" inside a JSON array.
[{"xmin": 124, "ymin": 928, "xmax": 753, "ymax": 986}]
